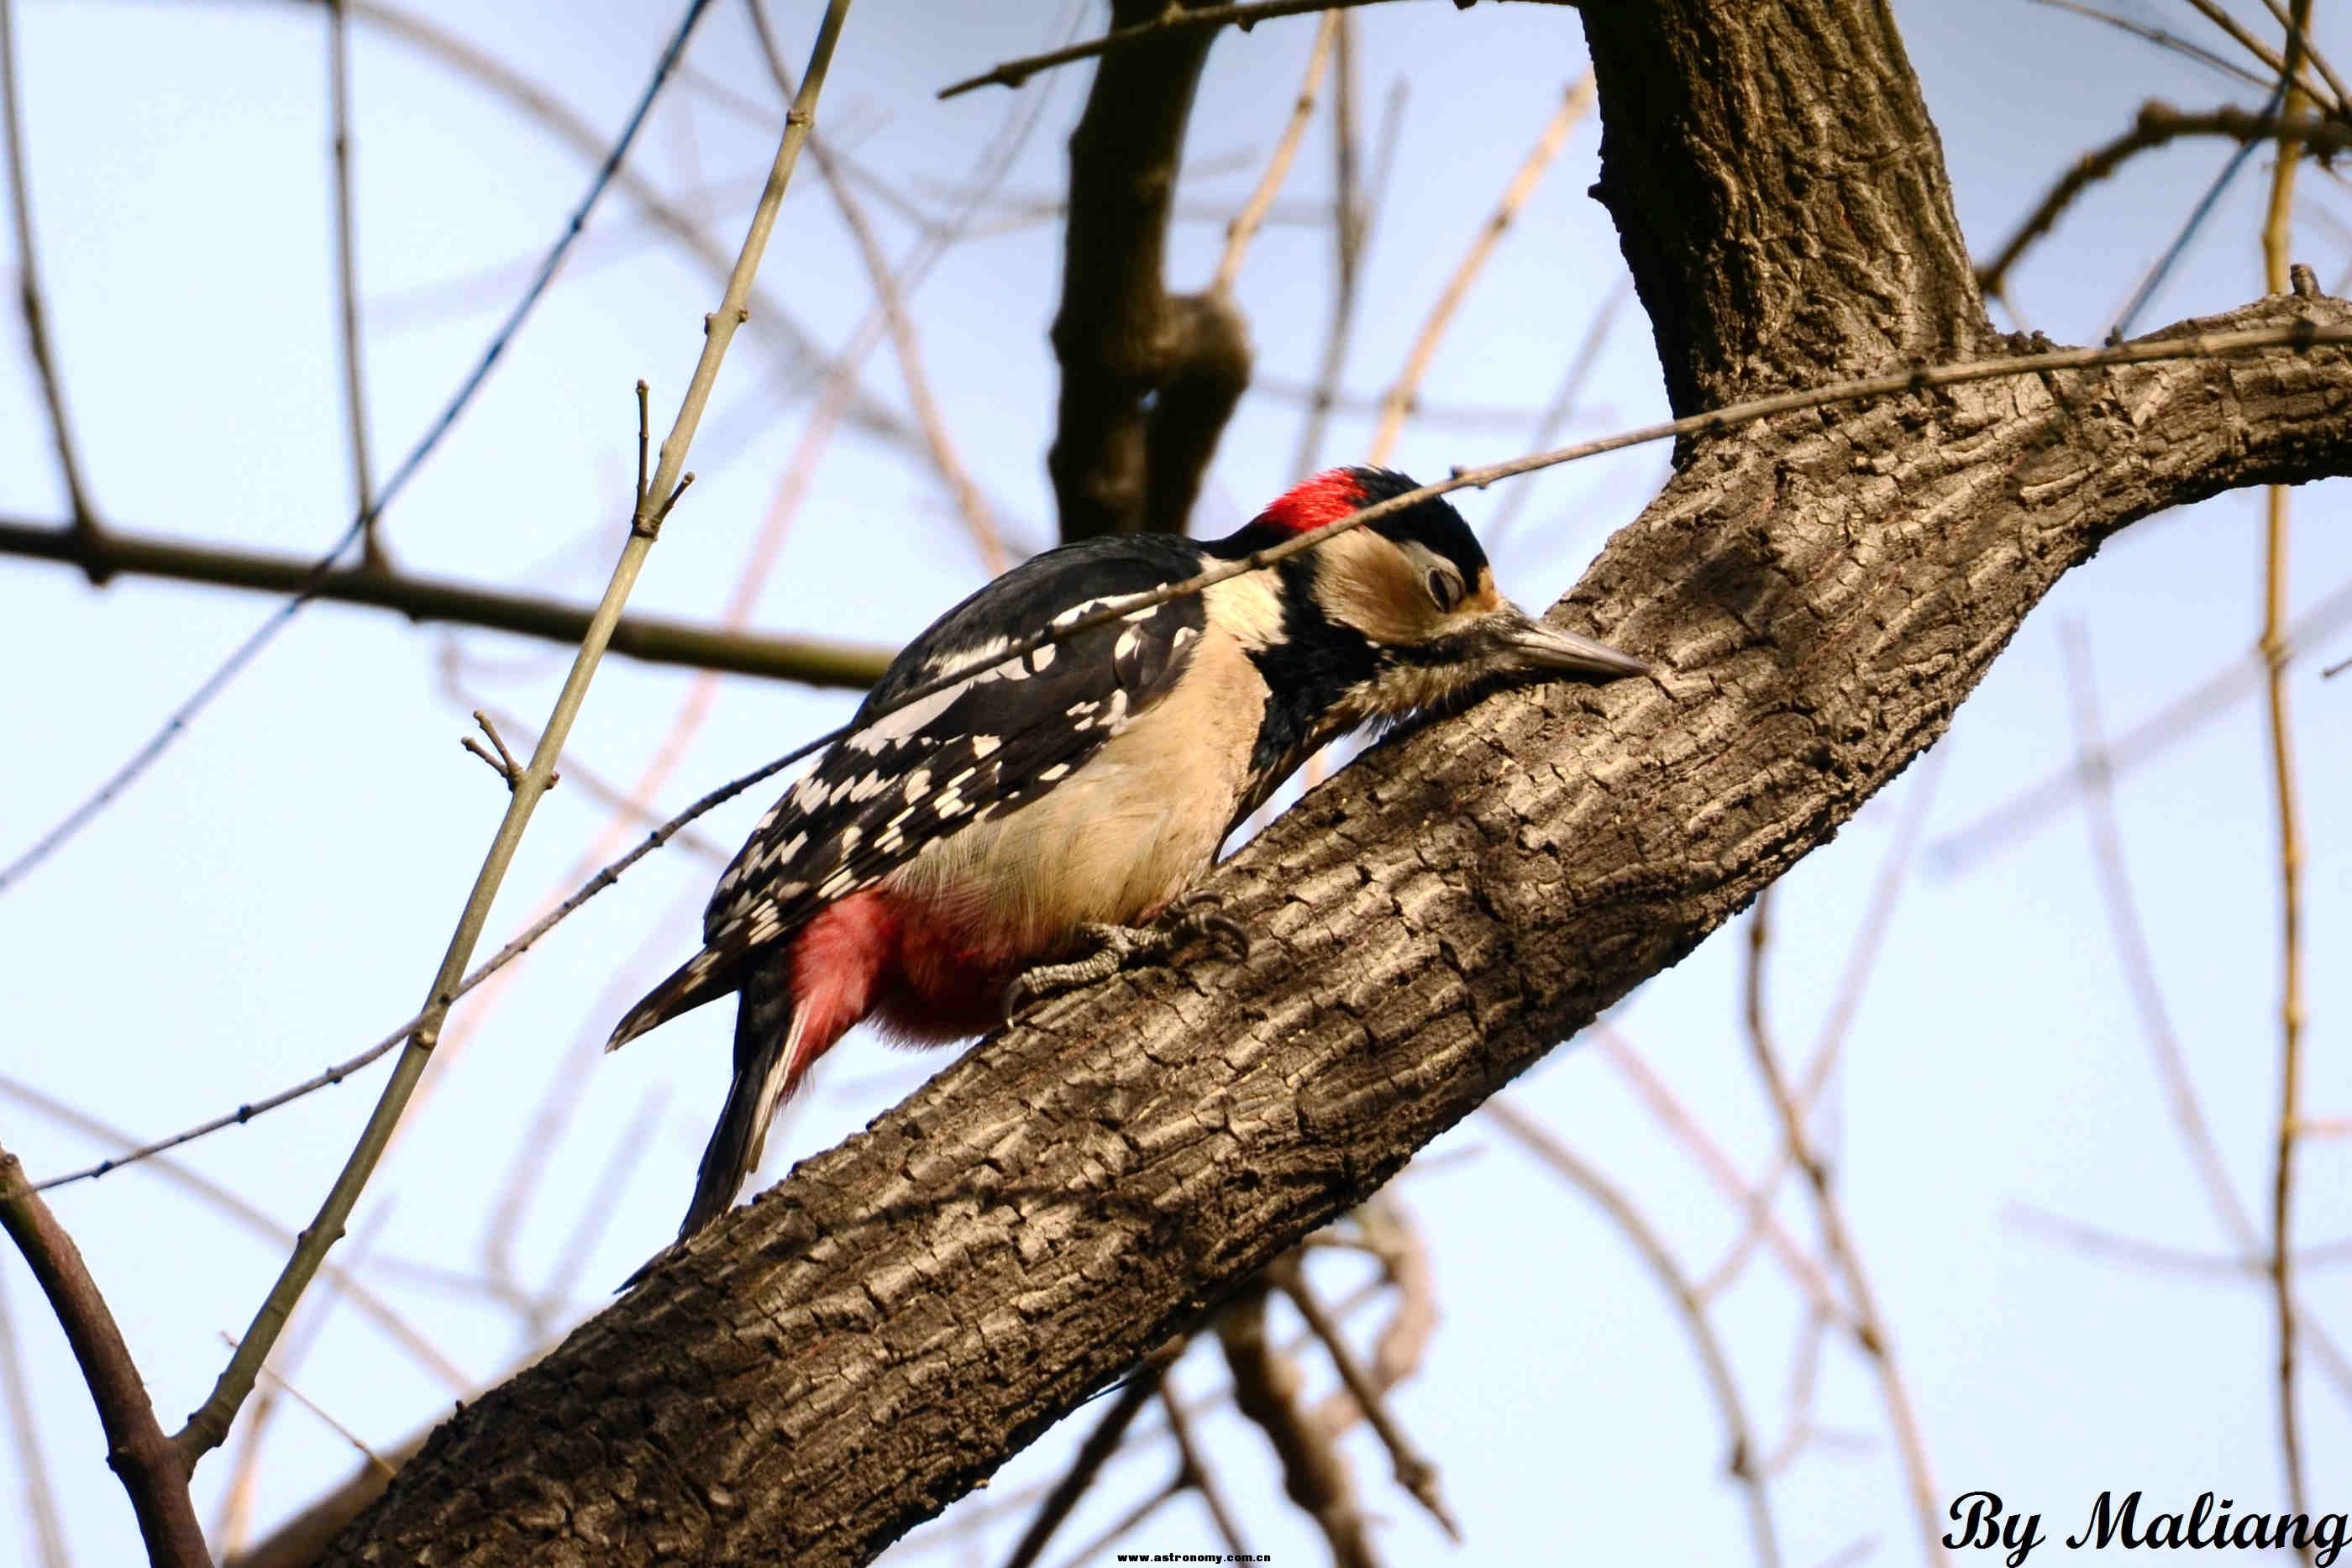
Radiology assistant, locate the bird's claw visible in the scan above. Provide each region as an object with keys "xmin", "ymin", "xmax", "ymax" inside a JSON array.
[{"xmin": 1004, "ymin": 894, "xmax": 1252, "ymax": 1016}]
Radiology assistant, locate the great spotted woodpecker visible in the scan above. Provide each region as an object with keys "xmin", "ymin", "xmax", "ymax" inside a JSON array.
[{"xmin": 609, "ymin": 467, "xmax": 1649, "ymax": 1240}]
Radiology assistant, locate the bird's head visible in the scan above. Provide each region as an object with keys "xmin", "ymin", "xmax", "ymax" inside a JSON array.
[{"xmin": 1223, "ymin": 466, "xmax": 1649, "ymax": 728}]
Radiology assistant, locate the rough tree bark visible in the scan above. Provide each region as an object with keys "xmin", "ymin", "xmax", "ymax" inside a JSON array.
[{"xmin": 321, "ymin": 2, "xmax": 2352, "ymax": 1563}]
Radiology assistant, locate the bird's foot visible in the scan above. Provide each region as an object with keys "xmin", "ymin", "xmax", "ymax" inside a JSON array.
[{"xmin": 1005, "ymin": 893, "xmax": 1251, "ymax": 1015}]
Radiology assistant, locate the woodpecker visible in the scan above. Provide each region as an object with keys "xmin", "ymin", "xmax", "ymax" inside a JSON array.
[{"xmin": 609, "ymin": 467, "xmax": 1649, "ymax": 1240}]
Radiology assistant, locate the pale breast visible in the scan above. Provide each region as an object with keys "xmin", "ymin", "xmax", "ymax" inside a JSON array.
[{"xmin": 883, "ymin": 623, "xmax": 1269, "ymax": 957}]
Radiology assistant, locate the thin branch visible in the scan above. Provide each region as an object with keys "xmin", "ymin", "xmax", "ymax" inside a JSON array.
[
  {"xmin": 2182, "ymin": 0, "xmax": 2344, "ymax": 118},
  {"xmin": 0, "ymin": 0, "xmax": 99, "ymax": 559},
  {"xmin": 1744, "ymin": 892, "xmax": 1944, "ymax": 1568},
  {"xmin": 1037, "ymin": 1477, "xmax": 1180, "ymax": 1568},
  {"xmin": 1483, "ymin": 274, "xmax": 1632, "ymax": 551},
  {"xmin": 0, "ymin": 1277, "xmax": 71, "ymax": 1568},
  {"xmin": 325, "ymin": 0, "xmax": 383, "ymax": 569},
  {"xmin": 1271, "ymin": 1254, "xmax": 1459, "ymax": 1539},
  {"xmin": 170, "ymin": 0, "xmax": 858, "ymax": 1469},
  {"xmin": 1977, "ymin": 102, "xmax": 2352, "ymax": 301},
  {"xmin": 1311, "ymin": 1197, "xmax": 1436, "ymax": 1435},
  {"xmin": 341, "ymin": 0, "xmax": 911, "ymax": 449},
  {"xmin": 1217, "ymin": 1286, "xmax": 1380, "ymax": 1568},
  {"xmin": 940, "ymin": 0, "xmax": 1420, "ymax": 99},
  {"xmin": 2032, "ymin": 0, "xmax": 2278, "ymax": 98},
  {"xmin": 1367, "ymin": 75, "xmax": 1591, "ymax": 464},
  {"xmin": 1932, "ymin": 569, "xmax": 2352, "ymax": 868},
  {"xmin": 0, "ymin": 1144, "xmax": 209, "ymax": 1566},
  {"xmin": 2259, "ymin": 13, "xmax": 2315, "ymax": 1525},
  {"xmin": 1593, "ymin": 1031, "xmax": 1846, "ymax": 1320},
  {"xmin": 1001, "ymin": 1346, "xmax": 1176, "ymax": 1568},
  {"xmin": 1289, "ymin": 14, "xmax": 1367, "ymax": 480},
  {"xmin": 230, "ymin": 1337, "xmax": 396, "ymax": 1481},
  {"xmin": 1484, "ymin": 1100, "xmax": 1782, "ymax": 1568},
  {"xmin": 0, "ymin": 0, "xmax": 722, "ymax": 899},
  {"xmin": 1156, "ymin": 1381, "xmax": 1248, "ymax": 1559},
  {"xmin": 748, "ymin": 0, "xmax": 1009, "ymax": 576},
  {"xmin": 0, "ymin": 517, "xmax": 891, "ymax": 688},
  {"xmin": 0, "ymin": 1072, "xmax": 469, "ymax": 1392},
  {"xmin": 1706, "ymin": 749, "xmax": 1949, "ymax": 1298},
  {"xmin": 1211, "ymin": 9, "xmax": 1338, "ymax": 292},
  {"xmin": 2263, "ymin": 0, "xmax": 2352, "ymax": 113}
]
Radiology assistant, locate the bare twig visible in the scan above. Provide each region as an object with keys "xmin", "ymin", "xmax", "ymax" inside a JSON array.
[
  {"xmin": 1218, "ymin": 1285, "xmax": 1380, "ymax": 1568},
  {"xmin": 1705, "ymin": 750, "xmax": 1949, "ymax": 1298},
  {"xmin": 2183, "ymin": 0, "xmax": 2343, "ymax": 117},
  {"xmin": 748, "ymin": 0, "xmax": 1008, "ymax": 576},
  {"xmin": 2259, "ymin": 8, "xmax": 2315, "ymax": 1527},
  {"xmin": 1483, "ymin": 274, "xmax": 1632, "ymax": 551},
  {"xmin": 1933, "ymin": 570, "xmax": 2352, "ymax": 868},
  {"xmin": 0, "ymin": 1277, "xmax": 70, "ymax": 1568},
  {"xmin": 341, "ymin": 0, "xmax": 911, "ymax": 450},
  {"xmin": 2033, "ymin": 0, "xmax": 2276, "ymax": 98},
  {"xmin": 1977, "ymin": 102, "xmax": 2352, "ymax": 301},
  {"xmin": 0, "ymin": 1144, "xmax": 210, "ymax": 1566},
  {"xmin": 1744, "ymin": 892, "xmax": 1944, "ymax": 1567},
  {"xmin": 0, "ymin": 516, "xmax": 893, "ymax": 688},
  {"xmin": 940, "ymin": 0, "xmax": 1425, "ymax": 99},
  {"xmin": 460, "ymin": 710, "xmax": 528, "ymax": 790},
  {"xmin": 1312, "ymin": 1198, "xmax": 1436, "ymax": 1434},
  {"xmin": 2262, "ymin": 0, "xmax": 2352, "ymax": 113},
  {"xmin": 1002, "ymin": 1344, "xmax": 1178, "ymax": 1568},
  {"xmin": 1367, "ymin": 75, "xmax": 1591, "ymax": 464},
  {"xmin": 1272, "ymin": 1254, "xmax": 1459, "ymax": 1539},
  {"xmin": 0, "ymin": 0, "xmax": 98, "ymax": 560},
  {"xmin": 325, "ymin": 0, "xmax": 383, "ymax": 569},
  {"xmin": 1157, "ymin": 1381, "xmax": 1248, "ymax": 1559},
  {"xmin": 0, "ymin": 0, "xmax": 723, "ymax": 900},
  {"xmin": 1212, "ymin": 10, "xmax": 1338, "ymax": 291},
  {"xmin": 170, "ymin": 0, "xmax": 859, "ymax": 1469},
  {"xmin": 228, "ymin": 1335, "xmax": 396, "ymax": 1481},
  {"xmin": 31, "ymin": 318, "xmax": 2352, "ymax": 1192},
  {"xmin": 1593, "ymin": 1031, "xmax": 1846, "ymax": 1319},
  {"xmin": 0, "ymin": 1071, "xmax": 468, "ymax": 1392},
  {"xmin": 1484, "ymin": 1100, "xmax": 1782, "ymax": 1568},
  {"xmin": 1291, "ymin": 19, "xmax": 1368, "ymax": 480}
]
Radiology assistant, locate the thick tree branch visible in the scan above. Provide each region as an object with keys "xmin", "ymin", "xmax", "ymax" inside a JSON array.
[
  {"xmin": 1583, "ymin": 0, "xmax": 1994, "ymax": 414},
  {"xmin": 0, "ymin": 517, "xmax": 892, "ymax": 689},
  {"xmin": 1047, "ymin": 0, "xmax": 1251, "ymax": 541}
]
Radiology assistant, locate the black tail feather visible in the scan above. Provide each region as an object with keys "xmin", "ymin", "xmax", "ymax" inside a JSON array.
[{"xmin": 676, "ymin": 962, "xmax": 798, "ymax": 1240}]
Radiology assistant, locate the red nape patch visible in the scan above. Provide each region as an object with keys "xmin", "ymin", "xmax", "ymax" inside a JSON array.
[{"xmin": 1258, "ymin": 468, "xmax": 1365, "ymax": 534}]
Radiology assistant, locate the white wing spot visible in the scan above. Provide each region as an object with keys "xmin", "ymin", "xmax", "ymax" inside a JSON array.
[
  {"xmin": 1030, "ymin": 643, "xmax": 1057, "ymax": 673},
  {"xmin": 1038, "ymin": 763, "xmax": 1071, "ymax": 782},
  {"xmin": 903, "ymin": 768, "xmax": 932, "ymax": 801},
  {"xmin": 849, "ymin": 678, "xmax": 971, "ymax": 752},
  {"xmin": 972, "ymin": 734, "xmax": 1000, "ymax": 758}
]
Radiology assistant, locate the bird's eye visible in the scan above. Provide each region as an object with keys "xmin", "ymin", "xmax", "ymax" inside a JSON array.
[{"xmin": 1425, "ymin": 567, "xmax": 1464, "ymax": 611}]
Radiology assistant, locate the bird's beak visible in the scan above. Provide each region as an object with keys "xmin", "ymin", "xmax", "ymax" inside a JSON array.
[{"xmin": 1494, "ymin": 606, "xmax": 1651, "ymax": 679}]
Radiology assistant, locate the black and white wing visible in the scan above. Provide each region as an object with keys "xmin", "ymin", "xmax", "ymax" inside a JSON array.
[{"xmin": 606, "ymin": 533, "xmax": 1211, "ymax": 1050}]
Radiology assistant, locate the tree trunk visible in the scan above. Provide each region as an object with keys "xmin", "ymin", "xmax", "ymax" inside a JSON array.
[{"xmin": 321, "ymin": 2, "xmax": 2352, "ymax": 1563}]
